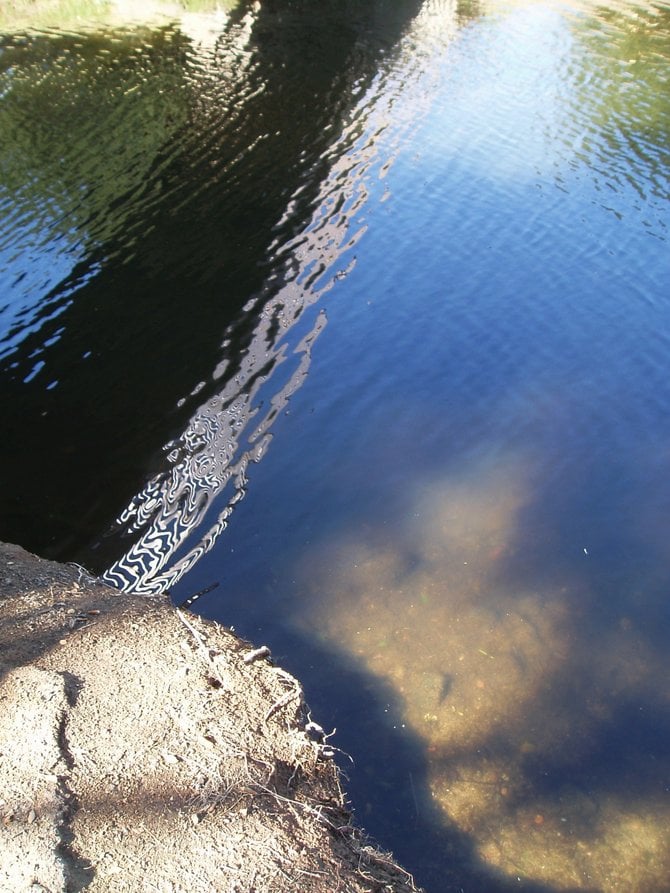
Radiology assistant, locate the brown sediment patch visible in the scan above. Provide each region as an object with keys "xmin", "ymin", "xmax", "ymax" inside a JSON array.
[
  {"xmin": 292, "ymin": 454, "xmax": 670, "ymax": 891},
  {"xmin": 0, "ymin": 541, "xmax": 420, "ymax": 893}
]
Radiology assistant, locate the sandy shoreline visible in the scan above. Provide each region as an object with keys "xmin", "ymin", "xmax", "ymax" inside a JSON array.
[{"xmin": 0, "ymin": 541, "xmax": 420, "ymax": 892}]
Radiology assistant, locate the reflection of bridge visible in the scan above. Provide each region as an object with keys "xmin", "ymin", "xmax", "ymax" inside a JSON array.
[
  {"xmin": 102, "ymin": 0, "xmax": 459, "ymax": 593},
  {"xmin": 103, "ymin": 293, "xmax": 328, "ymax": 594},
  {"xmin": 0, "ymin": 0, "xmax": 464, "ymax": 581}
]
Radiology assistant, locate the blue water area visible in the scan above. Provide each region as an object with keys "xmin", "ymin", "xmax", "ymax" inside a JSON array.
[
  {"xmin": 164, "ymin": 6, "xmax": 670, "ymax": 889},
  {"xmin": 2, "ymin": 0, "xmax": 670, "ymax": 889}
]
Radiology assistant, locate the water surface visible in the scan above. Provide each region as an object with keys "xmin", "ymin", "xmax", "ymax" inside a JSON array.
[{"xmin": 1, "ymin": 1, "xmax": 670, "ymax": 890}]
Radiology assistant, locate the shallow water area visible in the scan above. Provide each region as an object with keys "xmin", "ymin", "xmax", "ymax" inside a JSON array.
[
  {"xmin": 1, "ymin": 0, "xmax": 670, "ymax": 890},
  {"xmin": 291, "ymin": 454, "xmax": 670, "ymax": 889}
]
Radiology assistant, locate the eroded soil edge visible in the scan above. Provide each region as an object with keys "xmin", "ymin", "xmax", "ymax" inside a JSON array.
[{"xmin": 0, "ymin": 541, "xmax": 420, "ymax": 893}]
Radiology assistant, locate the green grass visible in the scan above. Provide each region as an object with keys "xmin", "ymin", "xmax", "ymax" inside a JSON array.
[{"xmin": 0, "ymin": 0, "xmax": 240, "ymax": 33}]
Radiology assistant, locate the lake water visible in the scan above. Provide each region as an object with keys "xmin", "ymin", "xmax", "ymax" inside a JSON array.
[{"xmin": 1, "ymin": 0, "xmax": 670, "ymax": 889}]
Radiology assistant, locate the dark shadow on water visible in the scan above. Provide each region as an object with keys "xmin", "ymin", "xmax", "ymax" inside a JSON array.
[
  {"xmin": 285, "ymin": 622, "xmax": 667, "ymax": 891},
  {"xmin": 176, "ymin": 416, "xmax": 670, "ymax": 890},
  {"xmin": 519, "ymin": 699, "xmax": 670, "ymax": 806},
  {"xmin": 4, "ymin": 1, "xmax": 670, "ymax": 889},
  {"xmin": 191, "ymin": 594, "xmax": 601, "ymax": 893},
  {"xmin": 0, "ymin": 0, "xmax": 426, "ymax": 566}
]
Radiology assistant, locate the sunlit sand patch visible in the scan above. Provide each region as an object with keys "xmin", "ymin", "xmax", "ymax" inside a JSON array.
[
  {"xmin": 297, "ymin": 456, "xmax": 574, "ymax": 752},
  {"xmin": 472, "ymin": 793, "xmax": 670, "ymax": 890},
  {"xmin": 446, "ymin": 607, "xmax": 670, "ymax": 889},
  {"xmin": 292, "ymin": 453, "xmax": 670, "ymax": 890},
  {"xmin": 407, "ymin": 458, "xmax": 533, "ymax": 571}
]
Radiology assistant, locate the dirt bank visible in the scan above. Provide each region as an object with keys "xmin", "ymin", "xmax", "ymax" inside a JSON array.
[{"xmin": 0, "ymin": 541, "xmax": 420, "ymax": 892}]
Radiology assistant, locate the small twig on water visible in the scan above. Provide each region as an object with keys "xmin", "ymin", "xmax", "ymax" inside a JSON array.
[
  {"xmin": 408, "ymin": 771, "xmax": 420, "ymax": 820},
  {"xmin": 177, "ymin": 581, "xmax": 219, "ymax": 609}
]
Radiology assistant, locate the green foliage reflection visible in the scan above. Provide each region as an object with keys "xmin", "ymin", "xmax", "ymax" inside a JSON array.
[{"xmin": 0, "ymin": 26, "xmax": 191, "ymax": 258}]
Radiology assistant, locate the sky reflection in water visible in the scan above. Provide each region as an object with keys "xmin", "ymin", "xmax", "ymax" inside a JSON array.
[
  {"xmin": 1, "ymin": 0, "xmax": 670, "ymax": 890},
  {"xmin": 178, "ymin": 2, "xmax": 670, "ymax": 888}
]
